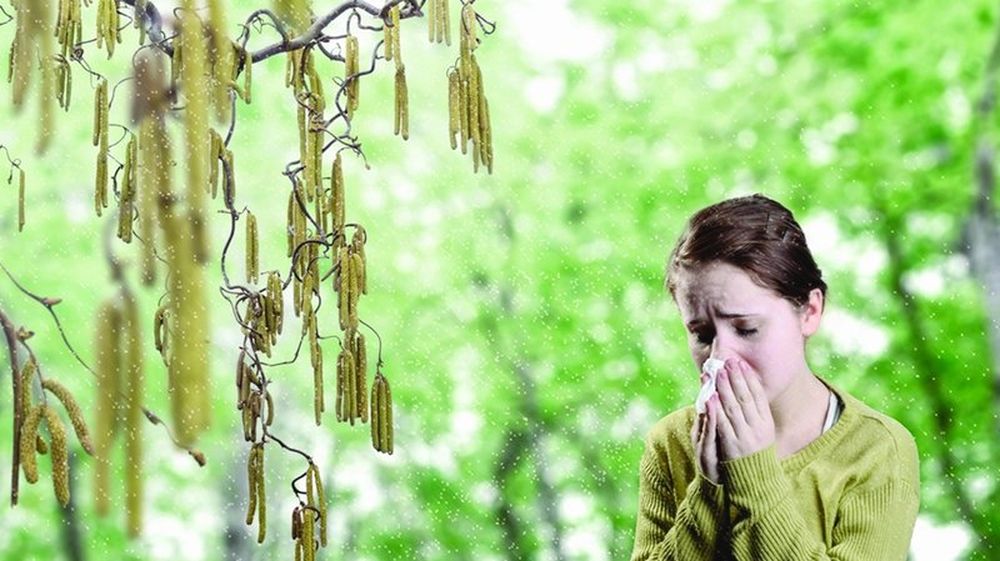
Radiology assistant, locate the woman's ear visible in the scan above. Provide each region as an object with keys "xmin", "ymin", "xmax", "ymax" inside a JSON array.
[{"xmin": 800, "ymin": 288, "xmax": 824, "ymax": 338}]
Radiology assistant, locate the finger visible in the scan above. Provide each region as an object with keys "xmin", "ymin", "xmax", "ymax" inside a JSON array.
[
  {"xmin": 706, "ymin": 397, "xmax": 718, "ymax": 453},
  {"xmin": 717, "ymin": 364, "xmax": 748, "ymax": 430},
  {"xmin": 713, "ymin": 392, "xmax": 737, "ymax": 459},
  {"xmin": 729, "ymin": 361, "xmax": 763, "ymax": 426},
  {"xmin": 741, "ymin": 361, "xmax": 773, "ymax": 422}
]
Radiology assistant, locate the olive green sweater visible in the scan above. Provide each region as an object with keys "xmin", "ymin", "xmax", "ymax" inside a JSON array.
[{"xmin": 629, "ymin": 377, "xmax": 920, "ymax": 561}]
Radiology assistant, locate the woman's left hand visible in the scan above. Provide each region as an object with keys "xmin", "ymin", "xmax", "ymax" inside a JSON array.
[{"xmin": 715, "ymin": 358, "xmax": 776, "ymax": 462}]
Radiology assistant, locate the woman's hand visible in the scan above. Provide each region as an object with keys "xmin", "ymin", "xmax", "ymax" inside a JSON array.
[
  {"xmin": 691, "ymin": 371, "xmax": 721, "ymax": 485},
  {"xmin": 714, "ymin": 358, "xmax": 775, "ymax": 462}
]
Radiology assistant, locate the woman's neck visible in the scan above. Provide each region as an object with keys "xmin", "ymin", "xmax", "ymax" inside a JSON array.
[{"xmin": 770, "ymin": 371, "xmax": 831, "ymax": 453}]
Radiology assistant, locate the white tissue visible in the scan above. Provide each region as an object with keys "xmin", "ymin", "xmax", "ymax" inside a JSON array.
[{"xmin": 695, "ymin": 358, "xmax": 725, "ymax": 415}]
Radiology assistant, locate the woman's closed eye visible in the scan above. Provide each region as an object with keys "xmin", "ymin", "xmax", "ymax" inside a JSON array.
[{"xmin": 692, "ymin": 327, "xmax": 758, "ymax": 345}]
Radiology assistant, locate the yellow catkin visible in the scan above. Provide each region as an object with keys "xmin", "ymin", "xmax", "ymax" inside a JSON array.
[
  {"xmin": 93, "ymin": 297, "xmax": 122, "ymax": 516},
  {"xmin": 179, "ymin": 6, "xmax": 211, "ymax": 264},
  {"xmin": 310, "ymin": 465, "xmax": 327, "ymax": 547},
  {"xmin": 242, "ymin": 47, "xmax": 253, "ymax": 104},
  {"xmin": 19, "ymin": 359, "xmax": 36, "ymax": 427},
  {"xmin": 246, "ymin": 444, "xmax": 258, "ymax": 525},
  {"xmin": 256, "ymin": 444, "xmax": 266, "ymax": 543},
  {"xmin": 370, "ymin": 376, "xmax": 381, "ymax": 451},
  {"xmin": 345, "ymin": 34, "xmax": 359, "ymax": 118},
  {"xmin": 354, "ymin": 331, "xmax": 368, "ymax": 423},
  {"xmin": 136, "ymin": 49, "xmax": 164, "ymax": 286},
  {"xmin": 312, "ymin": 321, "xmax": 323, "ymax": 426},
  {"xmin": 40, "ymin": 379, "xmax": 94, "ymax": 455},
  {"xmin": 302, "ymin": 507, "xmax": 315, "ymax": 561},
  {"xmin": 94, "ymin": 80, "xmax": 109, "ymax": 216},
  {"xmin": 331, "ymin": 154, "xmax": 345, "ymax": 233},
  {"xmin": 443, "ymin": 0, "xmax": 452, "ymax": 45},
  {"xmin": 118, "ymin": 135, "xmax": 137, "ymax": 242},
  {"xmin": 384, "ymin": 9, "xmax": 394, "ymax": 61},
  {"xmin": 122, "ymin": 290, "xmax": 145, "ymax": 537},
  {"xmin": 142, "ymin": 97, "xmax": 211, "ymax": 445},
  {"xmin": 246, "ymin": 212, "xmax": 259, "ymax": 284},
  {"xmin": 427, "ymin": 0, "xmax": 435, "ymax": 43},
  {"xmin": 351, "ymin": 251, "xmax": 366, "ymax": 297},
  {"xmin": 207, "ymin": 0, "xmax": 231, "ymax": 124},
  {"xmin": 20, "ymin": 404, "xmax": 44, "ymax": 484},
  {"xmin": 469, "ymin": 55, "xmax": 480, "ymax": 172},
  {"xmin": 35, "ymin": 0, "xmax": 56, "ymax": 155},
  {"xmin": 394, "ymin": 65, "xmax": 409, "ymax": 140},
  {"xmin": 43, "ymin": 405, "xmax": 71, "ymax": 506},
  {"xmin": 18, "ymin": 169, "xmax": 25, "ymax": 232},
  {"xmin": 390, "ymin": 5, "xmax": 402, "ymax": 68},
  {"xmin": 448, "ymin": 69, "xmax": 459, "ymax": 150}
]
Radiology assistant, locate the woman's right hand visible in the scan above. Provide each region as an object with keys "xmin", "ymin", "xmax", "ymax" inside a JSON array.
[{"xmin": 691, "ymin": 371, "xmax": 721, "ymax": 485}]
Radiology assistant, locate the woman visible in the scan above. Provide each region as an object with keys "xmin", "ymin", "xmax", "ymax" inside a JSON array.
[{"xmin": 629, "ymin": 194, "xmax": 920, "ymax": 560}]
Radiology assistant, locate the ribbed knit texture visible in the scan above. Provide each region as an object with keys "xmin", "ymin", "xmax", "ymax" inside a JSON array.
[{"xmin": 629, "ymin": 377, "xmax": 920, "ymax": 561}]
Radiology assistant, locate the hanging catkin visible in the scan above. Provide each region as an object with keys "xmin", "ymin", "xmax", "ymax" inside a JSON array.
[
  {"xmin": 96, "ymin": 0, "xmax": 121, "ymax": 58},
  {"xmin": 94, "ymin": 79, "xmax": 109, "ymax": 217},
  {"xmin": 42, "ymin": 405, "xmax": 70, "ymax": 506},
  {"xmin": 121, "ymin": 290, "xmax": 145, "ymax": 537},
  {"xmin": 344, "ymin": 34, "xmax": 359, "ymax": 118},
  {"xmin": 141, "ymin": 90, "xmax": 212, "ymax": 446},
  {"xmin": 40, "ymin": 379, "xmax": 94, "ymax": 455},
  {"xmin": 206, "ymin": 0, "xmax": 232, "ymax": 124},
  {"xmin": 93, "ymin": 296, "xmax": 122, "ymax": 516},
  {"xmin": 118, "ymin": 135, "xmax": 138, "ymax": 242},
  {"xmin": 178, "ymin": 6, "xmax": 211, "ymax": 264},
  {"xmin": 394, "ymin": 65, "xmax": 409, "ymax": 140},
  {"xmin": 246, "ymin": 211, "xmax": 259, "ymax": 284}
]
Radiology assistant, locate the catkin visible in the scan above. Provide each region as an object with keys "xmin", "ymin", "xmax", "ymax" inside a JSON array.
[
  {"xmin": 20, "ymin": 404, "xmax": 44, "ymax": 484},
  {"xmin": 94, "ymin": 297, "xmax": 122, "ymax": 516},
  {"xmin": 122, "ymin": 289, "xmax": 145, "ymax": 537},
  {"xmin": 384, "ymin": 8, "xmax": 394, "ymax": 62},
  {"xmin": 354, "ymin": 331, "xmax": 367, "ymax": 423},
  {"xmin": 394, "ymin": 65, "xmax": 409, "ymax": 140},
  {"xmin": 344, "ymin": 34, "xmax": 359, "ymax": 118},
  {"xmin": 179, "ymin": 6, "xmax": 211, "ymax": 264},
  {"xmin": 384, "ymin": 375, "xmax": 393, "ymax": 454},
  {"xmin": 242, "ymin": 46, "xmax": 253, "ymax": 104},
  {"xmin": 19, "ymin": 359, "xmax": 36, "ymax": 423},
  {"xmin": 256, "ymin": 444, "xmax": 266, "ymax": 543},
  {"xmin": 246, "ymin": 444, "xmax": 258, "ymax": 525},
  {"xmin": 448, "ymin": 68, "xmax": 459, "ymax": 150},
  {"xmin": 118, "ymin": 135, "xmax": 138, "ymax": 242},
  {"xmin": 43, "ymin": 405, "xmax": 71, "ymax": 506},
  {"xmin": 308, "ymin": 464, "xmax": 327, "ymax": 547},
  {"xmin": 331, "ymin": 154, "xmax": 345, "ymax": 233},
  {"xmin": 40, "ymin": 379, "xmax": 94, "ymax": 455},
  {"xmin": 390, "ymin": 4, "xmax": 402, "ymax": 67},
  {"xmin": 94, "ymin": 80, "xmax": 109, "ymax": 216},
  {"xmin": 311, "ymin": 321, "xmax": 323, "ymax": 426},
  {"xmin": 246, "ymin": 212, "xmax": 259, "ymax": 284}
]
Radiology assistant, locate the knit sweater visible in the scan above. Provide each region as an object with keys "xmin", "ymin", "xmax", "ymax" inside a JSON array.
[{"xmin": 629, "ymin": 376, "xmax": 920, "ymax": 561}]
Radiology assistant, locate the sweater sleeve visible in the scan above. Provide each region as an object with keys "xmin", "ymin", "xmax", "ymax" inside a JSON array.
[
  {"xmin": 721, "ymin": 445, "xmax": 919, "ymax": 561},
  {"xmin": 629, "ymin": 437, "xmax": 729, "ymax": 561}
]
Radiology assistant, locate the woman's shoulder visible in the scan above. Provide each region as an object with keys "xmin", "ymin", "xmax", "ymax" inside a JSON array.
[{"xmin": 825, "ymin": 380, "xmax": 920, "ymax": 489}]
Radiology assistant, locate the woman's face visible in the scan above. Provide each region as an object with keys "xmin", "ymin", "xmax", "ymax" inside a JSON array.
[{"xmin": 673, "ymin": 261, "xmax": 824, "ymax": 403}]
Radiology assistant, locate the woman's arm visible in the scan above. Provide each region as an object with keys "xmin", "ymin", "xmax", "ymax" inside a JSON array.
[
  {"xmin": 629, "ymin": 435, "xmax": 730, "ymax": 561},
  {"xmin": 721, "ymin": 445, "xmax": 919, "ymax": 561}
]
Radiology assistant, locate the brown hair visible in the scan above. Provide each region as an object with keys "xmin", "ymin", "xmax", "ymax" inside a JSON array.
[{"xmin": 664, "ymin": 193, "xmax": 827, "ymax": 310}]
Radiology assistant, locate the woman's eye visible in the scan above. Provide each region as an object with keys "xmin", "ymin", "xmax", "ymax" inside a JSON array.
[{"xmin": 690, "ymin": 327, "xmax": 756, "ymax": 345}]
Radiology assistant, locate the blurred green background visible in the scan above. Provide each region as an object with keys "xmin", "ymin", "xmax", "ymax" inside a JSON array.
[{"xmin": 1, "ymin": 0, "xmax": 999, "ymax": 560}]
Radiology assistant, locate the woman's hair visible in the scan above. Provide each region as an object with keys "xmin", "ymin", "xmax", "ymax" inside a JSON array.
[{"xmin": 664, "ymin": 193, "xmax": 828, "ymax": 310}]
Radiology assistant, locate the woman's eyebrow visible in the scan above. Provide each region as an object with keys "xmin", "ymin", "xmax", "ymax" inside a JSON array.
[{"xmin": 685, "ymin": 312, "xmax": 759, "ymax": 328}]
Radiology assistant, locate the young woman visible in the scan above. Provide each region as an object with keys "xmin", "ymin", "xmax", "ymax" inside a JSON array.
[{"xmin": 629, "ymin": 194, "xmax": 920, "ymax": 560}]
